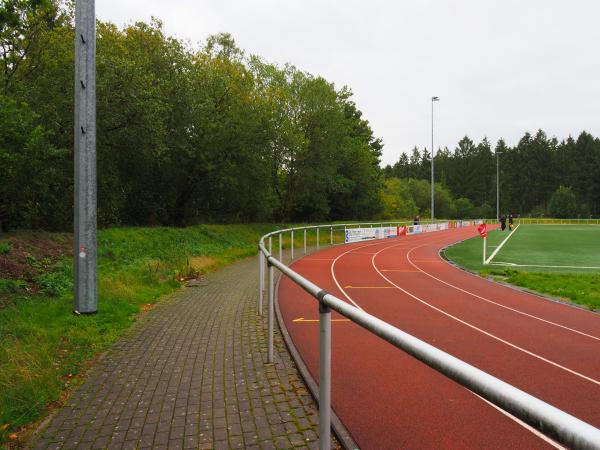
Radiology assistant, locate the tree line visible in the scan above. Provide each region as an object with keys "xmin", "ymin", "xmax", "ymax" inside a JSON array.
[
  {"xmin": 383, "ymin": 130, "xmax": 600, "ymax": 219},
  {"xmin": 0, "ymin": 0, "xmax": 383, "ymax": 230},
  {"xmin": 2, "ymin": 1, "xmax": 599, "ymax": 231}
]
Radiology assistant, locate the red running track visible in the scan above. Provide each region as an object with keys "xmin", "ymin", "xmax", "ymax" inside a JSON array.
[{"xmin": 278, "ymin": 225, "xmax": 600, "ymax": 449}]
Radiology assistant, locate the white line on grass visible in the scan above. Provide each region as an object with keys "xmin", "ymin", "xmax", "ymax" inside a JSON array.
[
  {"xmin": 490, "ymin": 262, "xmax": 600, "ymax": 270},
  {"xmin": 486, "ymin": 224, "xmax": 520, "ymax": 265}
]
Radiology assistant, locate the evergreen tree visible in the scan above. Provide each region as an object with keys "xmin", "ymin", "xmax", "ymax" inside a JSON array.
[{"xmin": 548, "ymin": 186, "xmax": 577, "ymax": 218}]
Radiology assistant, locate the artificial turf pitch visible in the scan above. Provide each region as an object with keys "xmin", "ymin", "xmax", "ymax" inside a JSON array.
[
  {"xmin": 444, "ymin": 224, "xmax": 600, "ymax": 310},
  {"xmin": 445, "ymin": 224, "xmax": 600, "ymax": 273}
]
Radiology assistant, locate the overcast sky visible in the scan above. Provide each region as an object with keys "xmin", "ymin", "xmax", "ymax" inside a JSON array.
[{"xmin": 96, "ymin": 0, "xmax": 600, "ymax": 166}]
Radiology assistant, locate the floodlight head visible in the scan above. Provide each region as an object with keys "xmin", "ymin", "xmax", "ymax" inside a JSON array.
[{"xmin": 432, "ymin": 96, "xmax": 440, "ymax": 101}]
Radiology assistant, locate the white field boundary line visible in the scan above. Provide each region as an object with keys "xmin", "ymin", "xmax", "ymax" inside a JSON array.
[
  {"xmin": 405, "ymin": 238, "xmax": 600, "ymax": 343},
  {"xmin": 490, "ymin": 261, "xmax": 600, "ymax": 270},
  {"xmin": 326, "ymin": 234, "xmax": 572, "ymax": 446},
  {"xmin": 485, "ymin": 224, "xmax": 520, "ymax": 264},
  {"xmin": 369, "ymin": 243, "xmax": 600, "ymax": 386},
  {"xmin": 440, "ymin": 236, "xmax": 600, "ymax": 318}
]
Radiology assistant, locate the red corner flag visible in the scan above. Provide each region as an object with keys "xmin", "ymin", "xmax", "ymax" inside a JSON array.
[{"xmin": 477, "ymin": 223, "xmax": 487, "ymax": 238}]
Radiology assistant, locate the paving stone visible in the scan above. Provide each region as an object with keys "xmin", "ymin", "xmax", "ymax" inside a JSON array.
[{"xmin": 28, "ymin": 253, "xmax": 333, "ymax": 449}]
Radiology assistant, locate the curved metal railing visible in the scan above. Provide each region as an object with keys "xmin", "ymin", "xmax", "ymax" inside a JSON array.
[{"xmin": 257, "ymin": 221, "xmax": 600, "ymax": 450}]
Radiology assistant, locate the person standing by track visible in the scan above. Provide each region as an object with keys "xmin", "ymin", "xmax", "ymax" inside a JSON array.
[{"xmin": 500, "ymin": 214, "xmax": 507, "ymax": 231}]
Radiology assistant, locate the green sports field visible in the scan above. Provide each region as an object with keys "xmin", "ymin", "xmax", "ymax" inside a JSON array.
[
  {"xmin": 444, "ymin": 224, "xmax": 600, "ymax": 310},
  {"xmin": 446, "ymin": 224, "xmax": 600, "ymax": 272}
]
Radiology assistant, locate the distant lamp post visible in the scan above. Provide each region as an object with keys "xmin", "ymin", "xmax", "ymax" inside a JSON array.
[
  {"xmin": 431, "ymin": 96, "xmax": 440, "ymax": 223},
  {"xmin": 496, "ymin": 150, "xmax": 502, "ymax": 221}
]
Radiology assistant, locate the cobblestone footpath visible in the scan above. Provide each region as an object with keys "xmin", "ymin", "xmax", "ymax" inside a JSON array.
[{"xmin": 30, "ymin": 256, "xmax": 327, "ymax": 450}]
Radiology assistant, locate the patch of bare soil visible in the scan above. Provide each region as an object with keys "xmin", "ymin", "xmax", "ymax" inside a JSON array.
[{"xmin": 0, "ymin": 232, "xmax": 71, "ymax": 306}]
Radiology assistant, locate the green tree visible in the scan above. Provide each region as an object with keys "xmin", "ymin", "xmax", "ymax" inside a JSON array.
[
  {"xmin": 548, "ymin": 186, "xmax": 577, "ymax": 218},
  {"xmin": 380, "ymin": 178, "xmax": 417, "ymax": 219},
  {"xmin": 434, "ymin": 183, "xmax": 455, "ymax": 219},
  {"xmin": 0, "ymin": 96, "xmax": 69, "ymax": 230},
  {"xmin": 0, "ymin": 0, "xmax": 64, "ymax": 93},
  {"xmin": 406, "ymin": 178, "xmax": 430, "ymax": 213},
  {"xmin": 453, "ymin": 198, "xmax": 475, "ymax": 219}
]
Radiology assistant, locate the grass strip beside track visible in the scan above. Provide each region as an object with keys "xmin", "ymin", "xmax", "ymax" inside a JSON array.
[
  {"xmin": 0, "ymin": 223, "xmax": 331, "ymax": 446},
  {"xmin": 444, "ymin": 225, "xmax": 600, "ymax": 311}
]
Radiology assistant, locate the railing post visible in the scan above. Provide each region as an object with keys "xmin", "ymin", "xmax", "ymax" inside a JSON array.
[
  {"xmin": 279, "ymin": 233, "xmax": 282, "ymax": 261},
  {"xmin": 318, "ymin": 296, "xmax": 331, "ymax": 450},
  {"xmin": 258, "ymin": 251, "xmax": 264, "ymax": 316},
  {"xmin": 330, "ymin": 226, "xmax": 333, "ymax": 245},
  {"xmin": 268, "ymin": 237, "xmax": 272, "ymax": 317},
  {"xmin": 304, "ymin": 229, "xmax": 307, "ymax": 254},
  {"xmin": 291, "ymin": 231, "xmax": 294, "ymax": 260},
  {"xmin": 317, "ymin": 228, "xmax": 320, "ymax": 250},
  {"xmin": 267, "ymin": 259, "xmax": 274, "ymax": 364}
]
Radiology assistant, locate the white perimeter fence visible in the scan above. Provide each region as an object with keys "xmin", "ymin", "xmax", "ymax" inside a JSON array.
[
  {"xmin": 516, "ymin": 218, "xmax": 600, "ymax": 225},
  {"xmin": 257, "ymin": 220, "xmax": 600, "ymax": 450}
]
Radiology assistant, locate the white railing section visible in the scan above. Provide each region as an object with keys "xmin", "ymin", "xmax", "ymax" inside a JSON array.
[
  {"xmin": 257, "ymin": 222, "xmax": 600, "ymax": 450},
  {"xmin": 516, "ymin": 218, "xmax": 600, "ymax": 225}
]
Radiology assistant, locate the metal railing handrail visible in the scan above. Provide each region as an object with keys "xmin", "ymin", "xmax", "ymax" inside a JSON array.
[
  {"xmin": 259, "ymin": 220, "xmax": 410, "ymax": 239},
  {"xmin": 257, "ymin": 222, "xmax": 600, "ymax": 450}
]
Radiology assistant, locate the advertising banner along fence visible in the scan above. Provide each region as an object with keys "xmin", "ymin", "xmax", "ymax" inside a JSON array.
[{"xmin": 344, "ymin": 221, "xmax": 480, "ymax": 244}]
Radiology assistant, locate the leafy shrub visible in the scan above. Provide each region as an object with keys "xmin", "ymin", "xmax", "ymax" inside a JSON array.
[
  {"xmin": 38, "ymin": 260, "xmax": 72, "ymax": 297},
  {"xmin": 0, "ymin": 241, "xmax": 12, "ymax": 255},
  {"xmin": 548, "ymin": 186, "xmax": 577, "ymax": 218},
  {"xmin": 0, "ymin": 279, "xmax": 26, "ymax": 294}
]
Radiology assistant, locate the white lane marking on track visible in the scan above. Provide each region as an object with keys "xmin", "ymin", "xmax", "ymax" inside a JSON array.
[
  {"xmin": 328, "ymin": 230, "xmax": 576, "ymax": 445},
  {"xmin": 474, "ymin": 394, "xmax": 565, "ymax": 450},
  {"xmin": 328, "ymin": 236, "xmax": 440, "ymax": 311},
  {"xmin": 329, "ymin": 242, "xmax": 386, "ymax": 311},
  {"xmin": 371, "ymin": 244, "xmax": 600, "ymax": 386},
  {"xmin": 405, "ymin": 243, "xmax": 600, "ymax": 342},
  {"xmin": 486, "ymin": 224, "xmax": 520, "ymax": 264}
]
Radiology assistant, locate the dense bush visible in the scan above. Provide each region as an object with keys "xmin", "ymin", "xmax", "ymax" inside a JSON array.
[{"xmin": 548, "ymin": 186, "xmax": 577, "ymax": 218}]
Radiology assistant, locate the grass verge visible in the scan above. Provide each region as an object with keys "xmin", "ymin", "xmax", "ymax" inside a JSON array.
[{"xmin": 0, "ymin": 223, "xmax": 304, "ymax": 447}]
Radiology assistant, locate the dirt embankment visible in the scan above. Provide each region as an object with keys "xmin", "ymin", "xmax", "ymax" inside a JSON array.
[{"xmin": 0, "ymin": 233, "xmax": 71, "ymax": 307}]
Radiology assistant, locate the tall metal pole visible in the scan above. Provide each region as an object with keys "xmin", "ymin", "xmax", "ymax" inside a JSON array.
[
  {"xmin": 431, "ymin": 100, "xmax": 434, "ymax": 224},
  {"xmin": 74, "ymin": 0, "xmax": 97, "ymax": 314},
  {"xmin": 496, "ymin": 151, "xmax": 500, "ymax": 220},
  {"xmin": 431, "ymin": 96, "xmax": 439, "ymax": 224}
]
